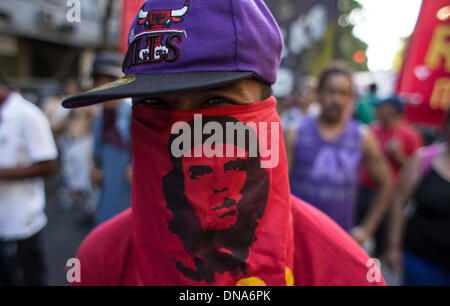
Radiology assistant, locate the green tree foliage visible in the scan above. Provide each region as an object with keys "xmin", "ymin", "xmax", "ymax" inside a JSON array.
[{"xmin": 335, "ymin": 0, "xmax": 369, "ymax": 71}]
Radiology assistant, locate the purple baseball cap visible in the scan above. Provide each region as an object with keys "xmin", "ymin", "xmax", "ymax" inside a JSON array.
[{"xmin": 62, "ymin": 0, "xmax": 283, "ymax": 108}]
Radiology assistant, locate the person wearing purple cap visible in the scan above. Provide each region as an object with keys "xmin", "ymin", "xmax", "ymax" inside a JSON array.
[{"xmin": 64, "ymin": 0, "xmax": 385, "ymax": 286}]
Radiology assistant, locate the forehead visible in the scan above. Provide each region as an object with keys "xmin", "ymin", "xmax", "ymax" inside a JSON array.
[
  {"xmin": 181, "ymin": 144, "xmax": 248, "ymax": 164},
  {"xmin": 322, "ymin": 73, "xmax": 352, "ymax": 88},
  {"xmin": 176, "ymin": 81, "xmax": 246, "ymax": 97},
  {"xmin": 137, "ymin": 78, "xmax": 263, "ymax": 99},
  {"xmin": 377, "ymin": 103, "xmax": 396, "ymax": 111}
]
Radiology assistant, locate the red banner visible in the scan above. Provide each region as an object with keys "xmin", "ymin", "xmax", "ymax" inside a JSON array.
[
  {"xmin": 121, "ymin": 0, "xmax": 147, "ymax": 54},
  {"xmin": 396, "ymin": 0, "xmax": 450, "ymax": 128}
]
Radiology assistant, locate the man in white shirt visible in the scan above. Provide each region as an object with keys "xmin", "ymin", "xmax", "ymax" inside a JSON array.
[{"xmin": 0, "ymin": 71, "xmax": 58, "ymax": 285}]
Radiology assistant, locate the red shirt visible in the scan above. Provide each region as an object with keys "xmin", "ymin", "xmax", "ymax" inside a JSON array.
[
  {"xmin": 73, "ymin": 195, "xmax": 385, "ymax": 286},
  {"xmin": 360, "ymin": 121, "xmax": 422, "ymax": 188}
]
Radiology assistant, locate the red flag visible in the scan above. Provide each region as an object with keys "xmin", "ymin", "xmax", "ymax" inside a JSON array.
[
  {"xmin": 120, "ymin": 0, "xmax": 146, "ymax": 54},
  {"xmin": 396, "ymin": 0, "xmax": 450, "ymax": 128}
]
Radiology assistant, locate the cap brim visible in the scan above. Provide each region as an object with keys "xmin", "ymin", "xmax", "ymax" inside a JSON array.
[{"xmin": 62, "ymin": 71, "xmax": 255, "ymax": 109}]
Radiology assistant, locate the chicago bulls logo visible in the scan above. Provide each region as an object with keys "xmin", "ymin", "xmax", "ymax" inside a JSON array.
[
  {"xmin": 137, "ymin": 0, "xmax": 189, "ymax": 30},
  {"xmin": 123, "ymin": 0, "xmax": 189, "ymax": 70}
]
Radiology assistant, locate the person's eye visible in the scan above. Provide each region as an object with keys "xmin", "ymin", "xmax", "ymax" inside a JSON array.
[
  {"xmin": 201, "ymin": 97, "xmax": 233, "ymax": 107},
  {"xmin": 132, "ymin": 97, "xmax": 164, "ymax": 107},
  {"xmin": 224, "ymin": 158, "xmax": 246, "ymax": 172}
]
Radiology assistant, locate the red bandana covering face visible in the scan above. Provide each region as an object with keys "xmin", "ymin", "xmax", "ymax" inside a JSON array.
[{"xmin": 131, "ymin": 97, "xmax": 294, "ymax": 285}]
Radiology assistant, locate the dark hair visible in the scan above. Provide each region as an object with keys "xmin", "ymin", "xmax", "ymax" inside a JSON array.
[
  {"xmin": 369, "ymin": 83, "xmax": 377, "ymax": 93},
  {"xmin": 251, "ymin": 76, "xmax": 273, "ymax": 100},
  {"xmin": 318, "ymin": 66, "xmax": 353, "ymax": 92},
  {"xmin": 377, "ymin": 96, "xmax": 404, "ymax": 114},
  {"xmin": 261, "ymin": 84, "xmax": 273, "ymax": 100}
]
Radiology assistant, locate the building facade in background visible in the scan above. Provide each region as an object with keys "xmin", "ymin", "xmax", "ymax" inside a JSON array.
[
  {"xmin": 265, "ymin": 0, "xmax": 368, "ymax": 98},
  {"xmin": 0, "ymin": 0, "xmax": 121, "ymax": 104}
]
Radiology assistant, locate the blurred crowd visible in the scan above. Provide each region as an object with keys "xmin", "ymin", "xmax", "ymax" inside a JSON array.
[
  {"xmin": 0, "ymin": 53, "xmax": 449, "ymax": 286},
  {"xmin": 0, "ymin": 51, "xmax": 132, "ymax": 285},
  {"xmin": 282, "ymin": 67, "xmax": 449, "ymax": 286}
]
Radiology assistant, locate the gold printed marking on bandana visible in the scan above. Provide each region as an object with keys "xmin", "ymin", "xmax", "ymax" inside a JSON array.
[
  {"xmin": 285, "ymin": 267, "xmax": 294, "ymax": 286},
  {"xmin": 236, "ymin": 277, "xmax": 267, "ymax": 286},
  {"xmin": 87, "ymin": 75, "xmax": 136, "ymax": 93}
]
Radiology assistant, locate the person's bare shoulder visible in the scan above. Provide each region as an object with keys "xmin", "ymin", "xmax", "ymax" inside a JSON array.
[
  {"xmin": 359, "ymin": 124, "xmax": 376, "ymax": 153},
  {"xmin": 73, "ymin": 209, "xmax": 133, "ymax": 286},
  {"xmin": 291, "ymin": 195, "xmax": 386, "ymax": 286}
]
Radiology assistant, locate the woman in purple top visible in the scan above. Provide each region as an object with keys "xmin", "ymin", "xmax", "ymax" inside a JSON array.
[{"xmin": 285, "ymin": 65, "xmax": 393, "ymax": 244}]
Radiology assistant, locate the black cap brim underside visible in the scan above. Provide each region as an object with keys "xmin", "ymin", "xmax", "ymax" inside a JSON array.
[{"xmin": 62, "ymin": 71, "xmax": 255, "ymax": 108}]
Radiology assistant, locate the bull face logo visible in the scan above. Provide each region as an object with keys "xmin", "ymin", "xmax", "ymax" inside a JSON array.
[
  {"xmin": 138, "ymin": 0, "xmax": 189, "ymax": 30},
  {"xmin": 123, "ymin": 0, "xmax": 189, "ymax": 69}
]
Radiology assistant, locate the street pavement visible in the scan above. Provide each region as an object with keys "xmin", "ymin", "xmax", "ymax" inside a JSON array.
[{"xmin": 43, "ymin": 175, "xmax": 93, "ymax": 286}]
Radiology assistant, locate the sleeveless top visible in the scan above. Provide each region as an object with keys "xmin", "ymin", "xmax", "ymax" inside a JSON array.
[
  {"xmin": 290, "ymin": 117, "xmax": 362, "ymax": 231},
  {"xmin": 405, "ymin": 167, "xmax": 450, "ymax": 270}
]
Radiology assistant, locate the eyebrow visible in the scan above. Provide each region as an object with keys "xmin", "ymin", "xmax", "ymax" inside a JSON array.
[
  {"xmin": 189, "ymin": 165, "xmax": 213, "ymax": 179},
  {"xmin": 224, "ymin": 158, "xmax": 246, "ymax": 172}
]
